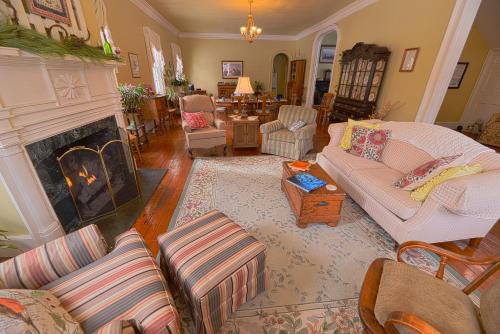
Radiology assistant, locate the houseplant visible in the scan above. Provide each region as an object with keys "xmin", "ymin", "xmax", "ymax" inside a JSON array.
[{"xmin": 117, "ymin": 84, "xmax": 149, "ymax": 113}]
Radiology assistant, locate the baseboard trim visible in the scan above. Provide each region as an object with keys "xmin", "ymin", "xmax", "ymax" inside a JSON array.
[{"xmin": 0, "ymin": 234, "xmax": 36, "ymax": 257}]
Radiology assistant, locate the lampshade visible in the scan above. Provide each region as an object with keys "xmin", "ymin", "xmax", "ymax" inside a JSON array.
[{"xmin": 234, "ymin": 77, "xmax": 254, "ymax": 95}]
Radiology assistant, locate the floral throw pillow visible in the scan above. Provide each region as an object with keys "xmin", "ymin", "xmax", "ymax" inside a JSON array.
[
  {"xmin": 349, "ymin": 125, "xmax": 391, "ymax": 161},
  {"xmin": 183, "ymin": 112, "xmax": 209, "ymax": 129},
  {"xmin": 0, "ymin": 289, "xmax": 84, "ymax": 334},
  {"xmin": 394, "ymin": 154, "xmax": 463, "ymax": 190}
]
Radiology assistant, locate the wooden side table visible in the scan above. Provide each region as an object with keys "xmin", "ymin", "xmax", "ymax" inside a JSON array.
[{"xmin": 232, "ymin": 117, "xmax": 259, "ymax": 148}]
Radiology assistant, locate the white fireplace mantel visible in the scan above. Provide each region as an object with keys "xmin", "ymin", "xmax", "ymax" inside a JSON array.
[{"xmin": 0, "ymin": 47, "xmax": 126, "ymax": 248}]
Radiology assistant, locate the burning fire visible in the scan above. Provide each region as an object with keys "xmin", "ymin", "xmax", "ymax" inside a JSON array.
[{"xmin": 79, "ymin": 165, "xmax": 97, "ymax": 186}]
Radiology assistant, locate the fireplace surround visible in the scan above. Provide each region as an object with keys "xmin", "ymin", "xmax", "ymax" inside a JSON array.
[{"xmin": 0, "ymin": 47, "xmax": 125, "ymax": 249}]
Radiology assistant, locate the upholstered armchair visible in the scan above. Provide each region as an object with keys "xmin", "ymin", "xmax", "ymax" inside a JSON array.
[
  {"xmin": 179, "ymin": 95, "xmax": 227, "ymax": 157},
  {"xmin": 359, "ymin": 241, "xmax": 500, "ymax": 334},
  {"xmin": 260, "ymin": 105, "xmax": 317, "ymax": 160}
]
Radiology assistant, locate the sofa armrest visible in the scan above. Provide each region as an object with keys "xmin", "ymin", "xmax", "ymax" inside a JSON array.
[
  {"xmin": 428, "ymin": 170, "xmax": 500, "ymax": 219},
  {"xmin": 0, "ymin": 224, "xmax": 108, "ymax": 289},
  {"xmin": 181, "ymin": 120, "xmax": 192, "ymax": 133},
  {"xmin": 294, "ymin": 124, "xmax": 316, "ymax": 140},
  {"xmin": 214, "ymin": 118, "xmax": 226, "ymax": 130},
  {"xmin": 260, "ymin": 120, "xmax": 283, "ymax": 134},
  {"xmin": 327, "ymin": 122, "xmax": 347, "ymax": 147}
]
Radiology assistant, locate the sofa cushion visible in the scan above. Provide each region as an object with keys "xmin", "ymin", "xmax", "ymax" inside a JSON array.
[
  {"xmin": 93, "ymin": 319, "xmax": 141, "ymax": 334},
  {"xmin": 42, "ymin": 229, "xmax": 180, "ymax": 334},
  {"xmin": 480, "ymin": 276, "xmax": 500, "ymax": 334},
  {"xmin": 350, "ymin": 167, "xmax": 421, "ymax": 220},
  {"xmin": 340, "ymin": 119, "xmax": 381, "ymax": 150},
  {"xmin": 375, "ymin": 261, "xmax": 481, "ymax": 334},
  {"xmin": 381, "ymin": 139, "xmax": 434, "ymax": 173},
  {"xmin": 321, "ymin": 145, "xmax": 384, "ymax": 176},
  {"xmin": 0, "ymin": 289, "xmax": 84, "ymax": 334},
  {"xmin": 470, "ymin": 151, "xmax": 500, "ymax": 171},
  {"xmin": 349, "ymin": 126, "xmax": 391, "ymax": 161},
  {"xmin": 269, "ymin": 129, "xmax": 295, "ymax": 143},
  {"xmin": 185, "ymin": 126, "xmax": 225, "ymax": 141},
  {"xmin": 181, "ymin": 95, "xmax": 215, "ymax": 113}
]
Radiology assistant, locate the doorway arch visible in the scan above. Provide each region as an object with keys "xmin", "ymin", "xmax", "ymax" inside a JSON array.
[
  {"xmin": 270, "ymin": 52, "xmax": 290, "ymax": 98},
  {"xmin": 305, "ymin": 25, "xmax": 340, "ymax": 107}
]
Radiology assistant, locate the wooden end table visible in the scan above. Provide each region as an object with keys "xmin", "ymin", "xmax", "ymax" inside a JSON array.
[
  {"xmin": 281, "ymin": 162, "xmax": 345, "ymax": 228},
  {"xmin": 232, "ymin": 117, "xmax": 259, "ymax": 148}
]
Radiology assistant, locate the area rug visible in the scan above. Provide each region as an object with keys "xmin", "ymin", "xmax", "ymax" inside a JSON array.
[
  {"xmin": 169, "ymin": 156, "xmax": 475, "ymax": 334},
  {"xmin": 95, "ymin": 168, "xmax": 167, "ymax": 243}
]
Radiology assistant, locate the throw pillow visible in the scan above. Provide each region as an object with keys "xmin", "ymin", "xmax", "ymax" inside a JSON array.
[
  {"xmin": 349, "ymin": 125, "xmax": 391, "ymax": 161},
  {"xmin": 288, "ymin": 120, "xmax": 306, "ymax": 132},
  {"xmin": 411, "ymin": 164, "xmax": 482, "ymax": 202},
  {"xmin": 339, "ymin": 119, "xmax": 381, "ymax": 150},
  {"xmin": 183, "ymin": 112, "xmax": 209, "ymax": 129},
  {"xmin": 0, "ymin": 289, "xmax": 84, "ymax": 334},
  {"xmin": 394, "ymin": 154, "xmax": 463, "ymax": 190}
]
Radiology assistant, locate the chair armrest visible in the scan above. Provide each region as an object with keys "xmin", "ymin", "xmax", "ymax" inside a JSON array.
[
  {"xmin": 384, "ymin": 311, "xmax": 441, "ymax": 334},
  {"xmin": 327, "ymin": 122, "xmax": 347, "ymax": 147},
  {"xmin": 260, "ymin": 120, "xmax": 283, "ymax": 134},
  {"xmin": 214, "ymin": 118, "xmax": 226, "ymax": 130},
  {"xmin": 294, "ymin": 124, "xmax": 316, "ymax": 139},
  {"xmin": 428, "ymin": 170, "xmax": 500, "ymax": 219},
  {"xmin": 0, "ymin": 224, "xmax": 108, "ymax": 289},
  {"xmin": 181, "ymin": 120, "xmax": 192, "ymax": 133}
]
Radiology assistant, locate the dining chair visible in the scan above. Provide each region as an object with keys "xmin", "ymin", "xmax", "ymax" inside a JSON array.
[
  {"xmin": 313, "ymin": 92, "xmax": 334, "ymax": 126},
  {"xmin": 255, "ymin": 95, "xmax": 273, "ymax": 123}
]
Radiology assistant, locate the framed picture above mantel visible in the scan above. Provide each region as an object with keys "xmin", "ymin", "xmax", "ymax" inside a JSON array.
[{"xmin": 222, "ymin": 61, "xmax": 243, "ymax": 79}]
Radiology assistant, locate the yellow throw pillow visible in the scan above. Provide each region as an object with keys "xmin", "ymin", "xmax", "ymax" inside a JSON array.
[
  {"xmin": 339, "ymin": 119, "xmax": 381, "ymax": 150},
  {"xmin": 411, "ymin": 164, "xmax": 482, "ymax": 202}
]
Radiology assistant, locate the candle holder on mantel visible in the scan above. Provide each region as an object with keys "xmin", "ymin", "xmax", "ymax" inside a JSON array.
[{"xmin": 234, "ymin": 76, "xmax": 254, "ymax": 118}]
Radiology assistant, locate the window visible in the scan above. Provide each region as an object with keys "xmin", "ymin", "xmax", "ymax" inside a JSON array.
[
  {"xmin": 171, "ymin": 43, "xmax": 184, "ymax": 80},
  {"xmin": 143, "ymin": 27, "xmax": 166, "ymax": 95}
]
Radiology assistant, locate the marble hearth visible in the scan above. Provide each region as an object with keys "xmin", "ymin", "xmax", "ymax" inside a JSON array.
[{"xmin": 0, "ymin": 47, "xmax": 125, "ymax": 249}]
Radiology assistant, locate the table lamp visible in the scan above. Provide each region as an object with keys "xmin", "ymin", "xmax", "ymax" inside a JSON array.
[{"xmin": 234, "ymin": 76, "xmax": 254, "ymax": 118}]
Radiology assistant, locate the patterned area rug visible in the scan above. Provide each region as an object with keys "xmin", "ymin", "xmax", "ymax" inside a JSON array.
[{"xmin": 168, "ymin": 156, "xmax": 474, "ymax": 334}]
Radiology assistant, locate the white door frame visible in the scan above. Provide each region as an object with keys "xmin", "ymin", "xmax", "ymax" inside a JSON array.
[
  {"xmin": 304, "ymin": 25, "xmax": 340, "ymax": 107},
  {"xmin": 460, "ymin": 48, "xmax": 500, "ymax": 124},
  {"xmin": 415, "ymin": 0, "xmax": 481, "ymax": 123},
  {"xmin": 269, "ymin": 51, "xmax": 291, "ymax": 98}
]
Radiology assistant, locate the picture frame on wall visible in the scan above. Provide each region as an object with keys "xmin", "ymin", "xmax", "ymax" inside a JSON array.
[
  {"xmin": 222, "ymin": 61, "xmax": 243, "ymax": 79},
  {"xmin": 399, "ymin": 47, "xmax": 420, "ymax": 72},
  {"xmin": 449, "ymin": 62, "xmax": 469, "ymax": 89},
  {"xmin": 319, "ymin": 45, "xmax": 336, "ymax": 63},
  {"xmin": 128, "ymin": 53, "xmax": 141, "ymax": 78},
  {"xmin": 26, "ymin": 0, "xmax": 71, "ymax": 25}
]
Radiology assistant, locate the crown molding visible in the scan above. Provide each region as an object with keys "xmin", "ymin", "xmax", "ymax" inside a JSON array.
[
  {"xmin": 128, "ymin": 0, "xmax": 179, "ymax": 36},
  {"xmin": 178, "ymin": 32, "xmax": 296, "ymax": 41}
]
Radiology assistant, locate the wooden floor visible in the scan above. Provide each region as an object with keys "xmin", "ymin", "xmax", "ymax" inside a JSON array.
[{"xmin": 133, "ymin": 116, "xmax": 499, "ymax": 290}]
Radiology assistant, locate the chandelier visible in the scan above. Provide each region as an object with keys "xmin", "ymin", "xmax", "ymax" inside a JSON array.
[{"xmin": 240, "ymin": 0, "xmax": 262, "ymax": 43}]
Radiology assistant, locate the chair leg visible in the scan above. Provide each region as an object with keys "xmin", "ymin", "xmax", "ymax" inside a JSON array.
[{"xmin": 188, "ymin": 149, "xmax": 193, "ymax": 159}]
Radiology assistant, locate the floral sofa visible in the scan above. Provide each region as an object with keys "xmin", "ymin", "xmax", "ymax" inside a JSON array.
[
  {"xmin": 0, "ymin": 225, "xmax": 180, "ymax": 334},
  {"xmin": 317, "ymin": 121, "xmax": 500, "ymax": 244}
]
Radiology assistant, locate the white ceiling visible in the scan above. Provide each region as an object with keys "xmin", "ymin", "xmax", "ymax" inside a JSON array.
[{"xmin": 145, "ymin": 0, "xmax": 355, "ymax": 35}]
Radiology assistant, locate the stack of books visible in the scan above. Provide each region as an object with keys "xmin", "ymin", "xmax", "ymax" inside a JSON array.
[{"xmin": 288, "ymin": 161, "xmax": 311, "ymax": 172}]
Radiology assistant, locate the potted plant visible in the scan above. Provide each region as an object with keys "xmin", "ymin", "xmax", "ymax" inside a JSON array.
[
  {"xmin": 254, "ymin": 81, "xmax": 265, "ymax": 96},
  {"xmin": 117, "ymin": 84, "xmax": 149, "ymax": 113},
  {"xmin": 165, "ymin": 61, "xmax": 189, "ymax": 96}
]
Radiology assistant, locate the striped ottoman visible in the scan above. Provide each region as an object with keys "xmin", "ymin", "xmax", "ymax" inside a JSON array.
[{"xmin": 158, "ymin": 210, "xmax": 267, "ymax": 334}]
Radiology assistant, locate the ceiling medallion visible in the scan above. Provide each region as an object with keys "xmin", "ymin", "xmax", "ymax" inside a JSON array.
[{"xmin": 240, "ymin": 0, "xmax": 262, "ymax": 43}]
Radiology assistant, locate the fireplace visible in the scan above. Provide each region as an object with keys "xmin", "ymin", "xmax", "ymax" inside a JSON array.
[{"xmin": 25, "ymin": 117, "xmax": 138, "ymax": 232}]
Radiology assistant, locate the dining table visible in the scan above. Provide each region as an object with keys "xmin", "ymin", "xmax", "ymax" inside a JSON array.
[{"xmin": 215, "ymin": 98, "xmax": 289, "ymax": 115}]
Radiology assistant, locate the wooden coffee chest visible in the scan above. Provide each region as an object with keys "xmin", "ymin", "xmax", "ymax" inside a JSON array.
[{"xmin": 281, "ymin": 162, "xmax": 345, "ymax": 228}]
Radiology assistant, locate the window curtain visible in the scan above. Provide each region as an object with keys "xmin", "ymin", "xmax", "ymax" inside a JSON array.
[
  {"xmin": 171, "ymin": 43, "xmax": 184, "ymax": 80},
  {"xmin": 143, "ymin": 26, "xmax": 166, "ymax": 95}
]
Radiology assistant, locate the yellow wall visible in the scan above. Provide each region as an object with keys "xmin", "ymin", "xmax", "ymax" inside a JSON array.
[
  {"xmin": 331, "ymin": 0, "xmax": 456, "ymax": 121},
  {"xmin": 0, "ymin": 181, "xmax": 28, "ymax": 236},
  {"xmin": 273, "ymin": 54, "xmax": 288, "ymax": 96},
  {"xmin": 81, "ymin": 0, "xmax": 180, "ymax": 87},
  {"xmin": 436, "ymin": 26, "xmax": 489, "ymax": 123}
]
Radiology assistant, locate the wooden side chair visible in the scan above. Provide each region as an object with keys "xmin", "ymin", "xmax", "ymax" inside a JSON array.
[
  {"xmin": 128, "ymin": 132, "xmax": 141, "ymax": 162},
  {"xmin": 313, "ymin": 92, "xmax": 334, "ymax": 126},
  {"xmin": 359, "ymin": 241, "xmax": 500, "ymax": 334},
  {"xmin": 255, "ymin": 95, "xmax": 273, "ymax": 123}
]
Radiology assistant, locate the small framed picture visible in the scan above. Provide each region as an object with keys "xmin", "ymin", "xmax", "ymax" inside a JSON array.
[
  {"xmin": 128, "ymin": 53, "xmax": 141, "ymax": 78},
  {"xmin": 400, "ymin": 48, "xmax": 420, "ymax": 72},
  {"xmin": 26, "ymin": 0, "xmax": 71, "ymax": 24},
  {"xmin": 319, "ymin": 45, "xmax": 336, "ymax": 63},
  {"xmin": 449, "ymin": 62, "xmax": 469, "ymax": 89},
  {"xmin": 222, "ymin": 61, "xmax": 243, "ymax": 79}
]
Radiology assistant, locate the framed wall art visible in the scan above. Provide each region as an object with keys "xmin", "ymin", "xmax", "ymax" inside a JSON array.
[
  {"xmin": 222, "ymin": 61, "xmax": 243, "ymax": 79},
  {"xmin": 449, "ymin": 62, "xmax": 469, "ymax": 89},
  {"xmin": 128, "ymin": 53, "xmax": 141, "ymax": 78},
  {"xmin": 319, "ymin": 45, "xmax": 336, "ymax": 63},
  {"xmin": 26, "ymin": 0, "xmax": 71, "ymax": 25},
  {"xmin": 399, "ymin": 48, "xmax": 419, "ymax": 72}
]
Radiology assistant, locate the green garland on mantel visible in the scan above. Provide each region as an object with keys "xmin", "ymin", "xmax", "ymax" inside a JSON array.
[{"xmin": 0, "ymin": 22, "xmax": 122, "ymax": 62}]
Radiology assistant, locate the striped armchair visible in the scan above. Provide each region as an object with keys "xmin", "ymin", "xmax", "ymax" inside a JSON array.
[
  {"xmin": 260, "ymin": 105, "xmax": 317, "ymax": 160},
  {"xmin": 0, "ymin": 225, "xmax": 180, "ymax": 334}
]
